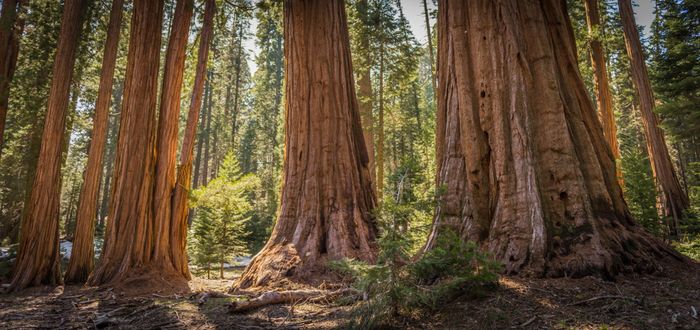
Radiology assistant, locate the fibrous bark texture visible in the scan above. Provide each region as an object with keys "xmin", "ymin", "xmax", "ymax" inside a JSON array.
[
  {"xmin": 64, "ymin": 0, "xmax": 125, "ymax": 284},
  {"xmin": 8, "ymin": 0, "xmax": 86, "ymax": 292},
  {"xmin": 87, "ymin": 0, "xmax": 165, "ymax": 286},
  {"xmin": 424, "ymin": 0, "xmax": 684, "ymax": 280},
  {"xmin": 152, "ymin": 0, "xmax": 195, "ymax": 278},
  {"xmin": 617, "ymin": 0, "xmax": 689, "ymax": 235},
  {"xmin": 585, "ymin": 0, "xmax": 622, "ymax": 185},
  {"xmin": 171, "ymin": 0, "xmax": 215, "ymax": 280},
  {"xmin": 234, "ymin": 0, "xmax": 377, "ymax": 290},
  {"xmin": 0, "ymin": 0, "xmax": 26, "ymax": 161}
]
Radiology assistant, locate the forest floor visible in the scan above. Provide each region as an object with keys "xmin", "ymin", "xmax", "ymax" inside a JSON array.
[{"xmin": 0, "ymin": 262, "xmax": 699, "ymax": 330}]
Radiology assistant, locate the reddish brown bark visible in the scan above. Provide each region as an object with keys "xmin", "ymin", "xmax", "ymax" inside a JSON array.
[
  {"xmin": 87, "ymin": 0, "xmax": 165, "ymax": 286},
  {"xmin": 423, "ymin": 0, "xmax": 684, "ymax": 279},
  {"xmin": 585, "ymin": 0, "xmax": 622, "ymax": 185},
  {"xmin": 170, "ymin": 0, "xmax": 214, "ymax": 280},
  {"xmin": 64, "ymin": 0, "xmax": 125, "ymax": 284},
  {"xmin": 618, "ymin": 0, "xmax": 689, "ymax": 235},
  {"xmin": 356, "ymin": 0, "xmax": 375, "ymax": 195},
  {"xmin": 152, "ymin": 0, "xmax": 194, "ymax": 277},
  {"xmin": 0, "ymin": 0, "xmax": 26, "ymax": 161},
  {"xmin": 234, "ymin": 0, "xmax": 377, "ymax": 290},
  {"xmin": 7, "ymin": 0, "xmax": 86, "ymax": 292}
]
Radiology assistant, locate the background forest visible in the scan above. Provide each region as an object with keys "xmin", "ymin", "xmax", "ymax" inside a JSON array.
[{"xmin": 0, "ymin": 0, "xmax": 698, "ymax": 276}]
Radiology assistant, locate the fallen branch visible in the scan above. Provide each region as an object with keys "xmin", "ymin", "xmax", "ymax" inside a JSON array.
[
  {"xmin": 520, "ymin": 315, "xmax": 537, "ymax": 327},
  {"xmin": 229, "ymin": 290, "xmax": 323, "ymax": 313},
  {"xmin": 197, "ymin": 291, "xmax": 241, "ymax": 305},
  {"xmin": 570, "ymin": 295, "xmax": 639, "ymax": 306}
]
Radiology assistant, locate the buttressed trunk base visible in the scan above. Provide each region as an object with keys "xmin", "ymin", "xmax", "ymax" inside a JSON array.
[
  {"xmin": 233, "ymin": 0, "xmax": 377, "ymax": 291},
  {"xmin": 425, "ymin": 0, "xmax": 686, "ymax": 280}
]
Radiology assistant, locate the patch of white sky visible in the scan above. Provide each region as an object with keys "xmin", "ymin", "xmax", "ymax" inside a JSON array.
[{"xmin": 242, "ymin": 0, "xmax": 656, "ymax": 76}]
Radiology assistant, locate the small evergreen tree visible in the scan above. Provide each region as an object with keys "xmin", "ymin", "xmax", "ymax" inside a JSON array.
[
  {"xmin": 620, "ymin": 149, "xmax": 665, "ymax": 236},
  {"xmin": 189, "ymin": 151, "xmax": 259, "ymax": 279}
]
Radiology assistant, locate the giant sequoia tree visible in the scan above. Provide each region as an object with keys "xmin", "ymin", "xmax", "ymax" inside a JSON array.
[
  {"xmin": 424, "ymin": 0, "xmax": 684, "ymax": 279},
  {"xmin": 65, "ymin": 0, "xmax": 125, "ymax": 284},
  {"xmin": 87, "ymin": 0, "xmax": 166, "ymax": 286},
  {"xmin": 235, "ymin": 0, "xmax": 377, "ymax": 289},
  {"xmin": 7, "ymin": 0, "xmax": 86, "ymax": 292}
]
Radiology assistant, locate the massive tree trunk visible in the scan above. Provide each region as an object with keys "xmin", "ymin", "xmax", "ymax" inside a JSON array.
[
  {"xmin": 423, "ymin": 0, "xmax": 684, "ymax": 280},
  {"xmin": 617, "ymin": 0, "xmax": 689, "ymax": 236},
  {"xmin": 234, "ymin": 0, "xmax": 377, "ymax": 290},
  {"xmin": 171, "ymin": 0, "xmax": 215, "ymax": 280},
  {"xmin": 585, "ymin": 0, "xmax": 622, "ymax": 185},
  {"xmin": 152, "ymin": 0, "xmax": 194, "ymax": 277},
  {"xmin": 87, "ymin": 0, "xmax": 165, "ymax": 286},
  {"xmin": 64, "ymin": 0, "xmax": 125, "ymax": 284},
  {"xmin": 7, "ymin": 0, "xmax": 86, "ymax": 292},
  {"xmin": 0, "ymin": 0, "xmax": 26, "ymax": 161}
]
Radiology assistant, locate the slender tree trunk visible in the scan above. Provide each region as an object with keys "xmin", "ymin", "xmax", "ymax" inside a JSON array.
[
  {"xmin": 422, "ymin": 0, "xmax": 436, "ymax": 94},
  {"xmin": 87, "ymin": 0, "xmax": 165, "ymax": 286},
  {"xmin": 189, "ymin": 78, "xmax": 209, "ymax": 228},
  {"xmin": 65, "ymin": 0, "xmax": 125, "ymax": 284},
  {"xmin": 0, "ymin": 0, "xmax": 26, "ymax": 161},
  {"xmin": 234, "ymin": 0, "xmax": 377, "ymax": 290},
  {"xmin": 423, "ymin": 0, "xmax": 685, "ymax": 279},
  {"xmin": 377, "ymin": 33, "xmax": 385, "ymax": 199},
  {"xmin": 203, "ymin": 74, "xmax": 213, "ymax": 185},
  {"xmin": 7, "ymin": 0, "xmax": 86, "ymax": 292},
  {"xmin": 618, "ymin": 0, "xmax": 689, "ymax": 236},
  {"xmin": 356, "ymin": 0, "xmax": 375, "ymax": 195},
  {"xmin": 172, "ymin": 0, "xmax": 215, "ymax": 273},
  {"xmin": 152, "ymin": 0, "xmax": 194, "ymax": 277},
  {"xmin": 585, "ymin": 0, "xmax": 622, "ymax": 185},
  {"xmin": 231, "ymin": 23, "xmax": 242, "ymax": 146}
]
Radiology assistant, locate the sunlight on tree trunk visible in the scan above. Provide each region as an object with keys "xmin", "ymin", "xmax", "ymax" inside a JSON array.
[
  {"xmin": 423, "ymin": 0, "xmax": 686, "ymax": 280},
  {"xmin": 65, "ymin": 0, "xmax": 125, "ymax": 284},
  {"xmin": 234, "ymin": 0, "xmax": 377, "ymax": 290},
  {"xmin": 8, "ymin": 0, "xmax": 86, "ymax": 292}
]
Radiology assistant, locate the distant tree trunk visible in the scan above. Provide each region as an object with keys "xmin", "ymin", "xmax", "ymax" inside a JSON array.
[
  {"xmin": 231, "ymin": 24, "xmax": 242, "ymax": 146},
  {"xmin": 585, "ymin": 0, "xmax": 622, "ymax": 185},
  {"xmin": 234, "ymin": 0, "xmax": 377, "ymax": 290},
  {"xmin": 357, "ymin": 0, "xmax": 375, "ymax": 195},
  {"xmin": 423, "ymin": 0, "xmax": 685, "ymax": 279},
  {"xmin": 7, "ymin": 0, "xmax": 86, "ymax": 292},
  {"xmin": 152, "ymin": 0, "xmax": 194, "ymax": 277},
  {"xmin": 618, "ymin": 0, "xmax": 689, "ymax": 236},
  {"xmin": 189, "ymin": 78, "xmax": 209, "ymax": 228},
  {"xmin": 171, "ymin": 0, "xmax": 215, "ymax": 274},
  {"xmin": 65, "ymin": 0, "xmax": 125, "ymax": 284},
  {"xmin": 422, "ymin": 0, "xmax": 436, "ymax": 94},
  {"xmin": 87, "ymin": 0, "xmax": 165, "ymax": 286},
  {"xmin": 202, "ymin": 73, "xmax": 212, "ymax": 185},
  {"xmin": 377, "ymin": 30, "xmax": 385, "ymax": 199},
  {"xmin": 0, "ymin": 0, "xmax": 26, "ymax": 161}
]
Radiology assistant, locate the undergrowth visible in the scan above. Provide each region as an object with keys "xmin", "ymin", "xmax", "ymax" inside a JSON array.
[{"xmin": 329, "ymin": 158, "xmax": 502, "ymax": 329}]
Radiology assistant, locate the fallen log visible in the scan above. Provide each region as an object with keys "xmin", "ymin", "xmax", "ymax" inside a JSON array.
[
  {"xmin": 228, "ymin": 288, "xmax": 359, "ymax": 313},
  {"xmin": 229, "ymin": 290, "xmax": 323, "ymax": 313}
]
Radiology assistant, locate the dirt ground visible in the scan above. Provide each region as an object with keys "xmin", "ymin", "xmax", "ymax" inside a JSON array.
[{"xmin": 1, "ymin": 263, "xmax": 699, "ymax": 330}]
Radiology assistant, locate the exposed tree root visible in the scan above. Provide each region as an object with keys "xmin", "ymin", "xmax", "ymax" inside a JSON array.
[{"xmin": 228, "ymin": 288, "xmax": 359, "ymax": 313}]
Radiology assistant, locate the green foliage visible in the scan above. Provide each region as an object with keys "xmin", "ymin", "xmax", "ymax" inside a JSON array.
[
  {"xmin": 329, "ymin": 162, "xmax": 500, "ymax": 329},
  {"xmin": 188, "ymin": 152, "xmax": 258, "ymax": 277},
  {"xmin": 673, "ymin": 234, "xmax": 700, "ymax": 260},
  {"xmin": 620, "ymin": 150, "xmax": 664, "ymax": 236}
]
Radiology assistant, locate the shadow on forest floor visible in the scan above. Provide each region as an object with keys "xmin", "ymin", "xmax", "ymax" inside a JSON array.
[{"xmin": 0, "ymin": 260, "xmax": 699, "ymax": 329}]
